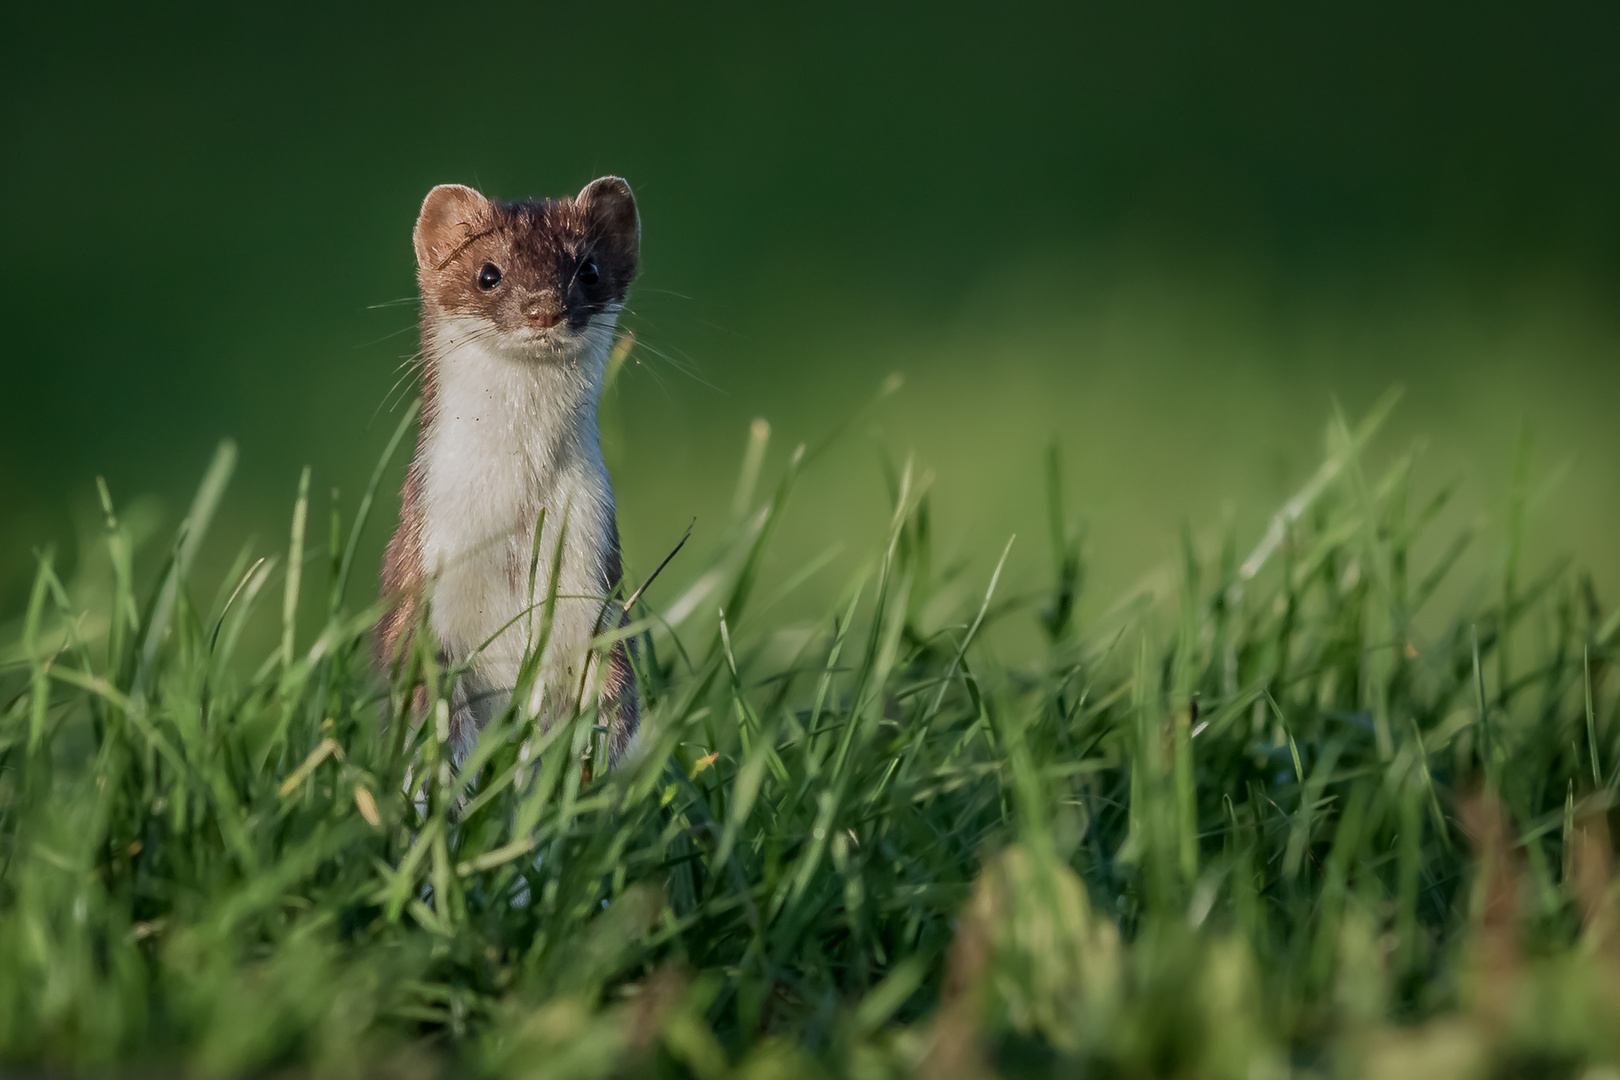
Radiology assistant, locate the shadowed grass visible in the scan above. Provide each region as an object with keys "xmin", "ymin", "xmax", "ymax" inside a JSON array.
[{"xmin": 1, "ymin": 391, "xmax": 1617, "ymax": 1079}]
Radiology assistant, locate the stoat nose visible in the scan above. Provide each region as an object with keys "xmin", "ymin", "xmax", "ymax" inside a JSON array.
[{"xmin": 524, "ymin": 296, "xmax": 562, "ymax": 329}]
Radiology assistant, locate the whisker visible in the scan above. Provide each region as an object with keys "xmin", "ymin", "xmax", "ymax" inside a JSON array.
[
  {"xmin": 354, "ymin": 323, "xmax": 418, "ymax": 350},
  {"xmin": 370, "ymin": 366, "xmax": 424, "ymax": 428},
  {"xmin": 615, "ymin": 332, "xmax": 727, "ymax": 394}
]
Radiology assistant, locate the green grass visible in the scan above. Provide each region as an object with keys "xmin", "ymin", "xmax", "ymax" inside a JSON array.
[{"xmin": 1, "ymin": 389, "xmax": 1618, "ymax": 1079}]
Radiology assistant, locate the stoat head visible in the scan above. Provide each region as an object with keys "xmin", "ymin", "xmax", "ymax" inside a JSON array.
[{"xmin": 412, "ymin": 177, "xmax": 639, "ymax": 359}]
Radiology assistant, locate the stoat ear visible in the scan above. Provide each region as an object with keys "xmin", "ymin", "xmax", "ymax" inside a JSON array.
[
  {"xmin": 576, "ymin": 176, "xmax": 640, "ymax": 272},
  {"xmin": 413, "ymin": 184, "xmax": 488, "ymax": 270}
]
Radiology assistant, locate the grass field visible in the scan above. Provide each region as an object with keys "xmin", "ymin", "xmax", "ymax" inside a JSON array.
[{"xmin": 2, "ymin": 388, "xmax": 1618, "ymax": 1079}]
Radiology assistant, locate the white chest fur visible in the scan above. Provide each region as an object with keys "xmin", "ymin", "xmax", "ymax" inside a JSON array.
[{"xmin": 417, "ymin": 316, "xmax": 618, "ymax": 727}]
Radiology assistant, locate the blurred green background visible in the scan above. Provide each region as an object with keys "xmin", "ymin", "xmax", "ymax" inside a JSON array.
[{"xmin": 2, "ymin": 2, "xmax": 1616, "ymax": 619}]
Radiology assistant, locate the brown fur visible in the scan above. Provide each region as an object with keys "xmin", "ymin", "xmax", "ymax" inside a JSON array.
[
  {"xmin": 411, "ymin": 178, "xmax": 638, "ymax": 334},
  {"xmin": 376, "ymin": 462, "xmax": 425, "ymax": 674},
  {"xmin": 597, "ymin": 520, "xmax": 641, "ymax": 763}
]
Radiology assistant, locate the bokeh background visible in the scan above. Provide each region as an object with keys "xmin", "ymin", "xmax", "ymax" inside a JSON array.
[{"xmin": 3, "ymin": 2, "xmax": 1616, "ymax": 622}]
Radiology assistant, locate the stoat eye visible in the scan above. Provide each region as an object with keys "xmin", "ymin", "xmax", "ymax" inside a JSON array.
[
  {"xmin": 578, "ymin": 258, "xmax": 599, "ymax": 286},
  {"xmin": 477, "ymin": 263, "xmax": 502, "ymax": 290}
]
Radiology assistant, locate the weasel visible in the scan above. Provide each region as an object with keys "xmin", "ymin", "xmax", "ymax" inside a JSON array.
[{"xmin": 378, "ymin": 177, "xmax": 640, "ymax": 765}]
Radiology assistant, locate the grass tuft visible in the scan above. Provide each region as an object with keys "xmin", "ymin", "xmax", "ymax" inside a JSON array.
[{"xmin": 1, "ymin": 394, "xmax": 1617, "ymax": 1078}]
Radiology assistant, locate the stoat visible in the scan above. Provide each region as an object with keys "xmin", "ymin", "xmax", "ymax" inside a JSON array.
[{"xmin": 378, "ymin": 177, "xmax": 640, "ymax": 764}]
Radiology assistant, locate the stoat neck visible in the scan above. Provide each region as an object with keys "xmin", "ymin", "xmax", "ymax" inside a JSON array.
[{"xmin": 421, "ymin": 314, "xmax": 611, "ymax": 473}]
